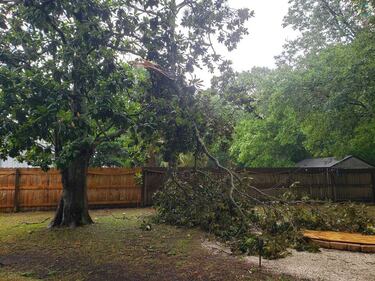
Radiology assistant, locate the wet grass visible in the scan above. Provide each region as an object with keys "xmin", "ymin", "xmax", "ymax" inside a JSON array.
[{"xmin": 0, "ymin": 208, "xmax": 296, "ymax": 281}]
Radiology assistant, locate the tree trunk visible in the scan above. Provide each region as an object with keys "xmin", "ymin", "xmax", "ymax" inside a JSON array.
[{"xmin": 50, "ymin": 153, "xmax": 93, "ymax": 228}]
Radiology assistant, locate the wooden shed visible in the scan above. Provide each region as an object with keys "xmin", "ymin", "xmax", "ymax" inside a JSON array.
[{"xmin": 296, "ymin": 155, "xmax": 374, "ymax": 169}]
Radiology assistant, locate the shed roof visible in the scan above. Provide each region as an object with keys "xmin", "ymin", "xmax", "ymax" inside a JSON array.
[{"xmin": 296, "ymin": 155, "xmax": 373, "ymax": 168}]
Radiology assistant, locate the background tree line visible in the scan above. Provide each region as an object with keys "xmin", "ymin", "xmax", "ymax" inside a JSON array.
[
  {"xmin": 0, "ymin": 0, "xmax": 251, "ymax": 226},
  {"xmin": 90, "ymin": 0, "xmax": 375, "ymax": 169},
  {"xmin": 1, "ymin": 0, "xmax": 374, "ymax": 226},
  {"xmin": 213, "ymin": 0, "xmax": 375, "ymax": 167}
]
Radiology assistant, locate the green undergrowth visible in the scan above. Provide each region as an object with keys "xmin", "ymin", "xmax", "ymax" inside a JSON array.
[{"xmin": 154, "ymin": 173, "xmax": 375, "ymax": 260}]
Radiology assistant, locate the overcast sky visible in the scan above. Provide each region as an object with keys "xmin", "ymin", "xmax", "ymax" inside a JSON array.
[{"xmin": 198, "ymin": 0, "xmax": 297, "ymax": 86}]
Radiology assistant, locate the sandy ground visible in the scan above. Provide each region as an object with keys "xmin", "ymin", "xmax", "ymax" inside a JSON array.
[{"xmin": 203, "ymin": 241, "xmax": 375, "ymax": 281}]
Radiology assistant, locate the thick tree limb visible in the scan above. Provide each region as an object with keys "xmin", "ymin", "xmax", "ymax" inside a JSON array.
[
  {"xmin": 193, "ymin": 122, "xmax": 246, "ymax": 224},
  {"xmin": 94, "ymin": 127, "xmax": 128, "ymax": 145}
]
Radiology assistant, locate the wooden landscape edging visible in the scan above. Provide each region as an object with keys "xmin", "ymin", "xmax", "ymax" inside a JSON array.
[
  {"xmin": 304, "ymin": 230, "xmax": 375, "ymax": 253},
  {"xmin": 1, "ymin": 167, "xmax": 375, "ymax": 212}
]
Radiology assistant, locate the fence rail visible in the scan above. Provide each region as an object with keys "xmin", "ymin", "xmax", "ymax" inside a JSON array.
[
  {"xmin": 236, "ymin": 168, "xmax": 375, "ymax": 202},
  {"xmin": 142, "ymin": 167, "xmax": 375, "ymax": 203},
  {"xmin": 1, "ymin": 167, "xmax": 374, "ymax": 212},
  {"xmin": 0, "ymin": 168, "xmax": 142, "ymax": 212}
]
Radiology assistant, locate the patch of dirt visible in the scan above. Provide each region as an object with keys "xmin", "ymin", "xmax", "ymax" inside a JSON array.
[
  {"xmin": 0, "ymin": 209, "xmax": 296, "ymax": 281},
  {"xmin": 0, "ymin": 245, "xmax": 290, "ymax": 281},
  {"xmin": 202, "ymin": 240, "xmax": 375, "ymax": 281}
]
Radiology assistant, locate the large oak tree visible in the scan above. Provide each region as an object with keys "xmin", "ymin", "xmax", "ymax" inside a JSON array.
[
  {"xmin": 0, "ymin": 0, "xmax": 251, "ymax": 227},
  {"xmin": 0, "ymin": 0, "xmax": 150, "ymax": 226}
]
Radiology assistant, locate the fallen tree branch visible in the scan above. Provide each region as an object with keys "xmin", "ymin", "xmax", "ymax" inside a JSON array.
[{"xmin": 192, "ymin": 122, "xmax": 247, "ymax": 233}]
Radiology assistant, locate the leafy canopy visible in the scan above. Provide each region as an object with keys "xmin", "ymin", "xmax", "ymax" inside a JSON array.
[
  {"xmin": 278, "ymin": 0, "xmax": 374, "ymax": 63},
  {"xmin": 0, "ymin": 0, "xmax": 149, "ymax": 169},
  {"xmin": 225, "ymin": 30, "xmax": 375, "ymax": 167},
  {"xmin": 0, "ymin": 0, "xmax": 252, "ymax": 168}
]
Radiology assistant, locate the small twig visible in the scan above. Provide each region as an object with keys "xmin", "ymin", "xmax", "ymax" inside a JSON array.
[
  {"xmin": 233, "ymin": 188, "xmax": 266, "ymax": 205},
  {"xmin": 171, "ymin": 172, "xmax": 194, "ymax": 202},
  {"xmin": 110, "ymin": 214, "xmax": 131, "ymax": 220},
  {"xmin": 15, "ymin": 217, "xmax": 50, "ymax": 226}
]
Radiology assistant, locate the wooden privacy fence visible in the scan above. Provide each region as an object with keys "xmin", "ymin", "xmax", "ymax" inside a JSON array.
[
  {"xmin": 0, "ymin": 168, "xmax": 142, "ymax": 212},
  {"xmin": 1, "ymin": 167, "xmax": 375, "ymax": 212},
  {"xmin": 143, "ymin": 167, "xmax": 375, "ymax": 203},
  {"xmin": 236, "ymin": 168, "xmax": 375, "ymax": 202}
]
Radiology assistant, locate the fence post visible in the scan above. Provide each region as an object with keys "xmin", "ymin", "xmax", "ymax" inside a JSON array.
[
  {"xmin": 141, "ymin": 168, "xmax": 147, "ymax": 207},
  {"xmin": 329, "ymin": 170, "xmax": 337, "ymax": 202},
  {"xmin": 13, "ymin": 168, "xmax": 20, "ymax": 212},
  {"xmin": 371, "ymin": 171, "xmax": 375, "ymax": 203}
]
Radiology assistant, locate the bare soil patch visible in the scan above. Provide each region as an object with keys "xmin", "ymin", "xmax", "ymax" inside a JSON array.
[{"xmin": 0, "ymin": 209, "xmax": 295, "ymax": 281}]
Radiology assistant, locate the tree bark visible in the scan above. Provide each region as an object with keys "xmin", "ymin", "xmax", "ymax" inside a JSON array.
[{"xmin": 49, "ymin": 152, "xmax": 93, "ymax": 228}]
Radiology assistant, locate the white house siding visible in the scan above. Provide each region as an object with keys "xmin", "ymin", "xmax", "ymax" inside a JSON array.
[{"xmin": 0, "ymin": 157, "xmax": 30, "ymax": 168}]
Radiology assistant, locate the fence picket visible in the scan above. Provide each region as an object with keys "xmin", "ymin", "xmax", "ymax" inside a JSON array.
[
  {"xmin": 1, "ymin": 167, "xmax": 374, "ymax": 212},
  {"xmin": 13, "ymin": 169, "xmax": 20, "ymax": 212}
]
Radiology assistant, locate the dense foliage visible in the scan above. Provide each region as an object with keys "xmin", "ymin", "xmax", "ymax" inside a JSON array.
[
  {"xmin": 154, "ymin": 171, "xmax": 375, "ymax": 259},
  {"xmin": 211, "ymin": 0, "xmax": 375, "ymax": 168},
  {"xmin": 0, "ymin": 0, "xmax": 252, "ymax": 169},
  {"xmin": 0, "ymin": 1, "xmax": 148, "ymax": 170},
  {"xmin": 278, "ymin": 0, "xmax": 374, "ymax": 63},
  {"xmin": 0, "ymin": 0, "xmax": 251, "ymax": 226},
  {"xmin": 227, "ymin": 30, "xmax": 375, "ymax": 167},
  {"xmin": 153, "ymin": 0, "xmax": 375, "ymax": 261}
]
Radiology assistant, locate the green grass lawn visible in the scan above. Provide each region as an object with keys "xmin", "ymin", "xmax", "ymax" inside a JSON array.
[{"xmin": 0, "ymin": 208, "xmax": 296, "ymax": 281}]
